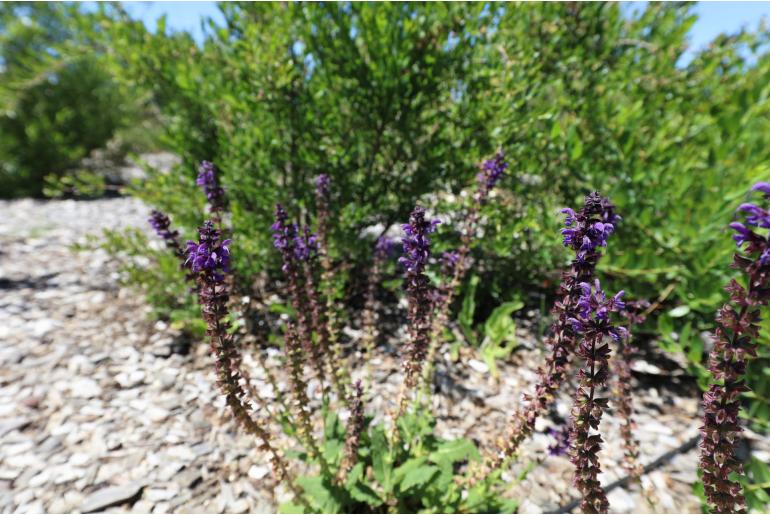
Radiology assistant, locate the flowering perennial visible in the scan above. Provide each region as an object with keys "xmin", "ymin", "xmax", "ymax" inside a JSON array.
[
  {"xmin": 478, "ymin": 193, "xmax": 619, "ymax": 480},
  {"xmin": 700, "ymin": 182, "xmax": 770, "ymax": 513},
  {"xmin": 396, "ymin": 206, "xmax": 440, "ymax": 415},
  {"xmin": 568, "ymin": 279, "xmax": 626, "ymax": 514},
  {"xmin": 196, "ymin": 161, "xmax": 226, "ymax": 213},
  {"xmin": 271, "ymin": 205, "xmax": 326, "ymax": 386},
  {"xmin": 183, "ymin": 221, "xmax": 294, "ymax": 489}
]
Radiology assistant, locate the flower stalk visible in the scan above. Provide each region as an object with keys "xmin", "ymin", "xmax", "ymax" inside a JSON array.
[
  {"xmin": 184, "ymin": 221, "xmax": 296, "ymax": 490},
  {"xmin": 567, "ymin": 279, "xmax": 626, "ymax": 514},
  {"xmin": 475, "ymin": 192, "xmax": 619, "ymax": 481},
  {"xmin": 272, "ymin": 204, "xmax": 326, "ymax": 388},
  {"xmin": 314, "ymin": 174, "xmax": 351, "ymax": 404},
  {"xmin": 337, "ymin": 380, "xmax": 365, "ymax": 484},
  {"xmin": 361, "ymin": 236, "xmax": 396, "ymax": 387},
  {"xmin": 421, "ymin": 151, "xmax": 509, "ymax": 392},
  {"xmin": 395, "ymin": 206, "xmax": 440, "ymax": 418},
  {"xmin": 699, "ymin": 182, "xmax": 770, "ymax": 513},
  {"xmin": 613, "ymin": 300, "xmax": 648, "ymax": 482}
]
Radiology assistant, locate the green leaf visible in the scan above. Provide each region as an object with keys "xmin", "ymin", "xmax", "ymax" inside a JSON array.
[
  {"xmin": 400, "ymin": 465, "xmax": 439, "ymax": 492},
  {"xmin": 278, "ymin": 501, "xmax": 306, "ymax": 514},
  {"xmin": 296, "ymin": 476, "xmax": 340, "ymax": 513},
  {"xmin": 371, "ymin": 428, "xmax": 392, "ymax": 490},
  {"xmin": 428, "ymin": 438, "xmax": 480, "ymax": 465}
]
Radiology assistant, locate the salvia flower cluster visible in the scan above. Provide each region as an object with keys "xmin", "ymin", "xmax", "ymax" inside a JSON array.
[
  {"xmin": 396, "ymin": 206, "xmax": 440, "ymax": 414},
  {"xmin": 475, "ymin": 149, "xmax": 508, "ymax": 202},
  {"xmin": 700, "ymin": 182, "xmax": 770, "ymax": 513},
  {"xmin": 196, "ymin": 160, "xmax": 226, "ymax": 214},
  {"xmin": 478, "ymin": 192, "xmax": 620, "ymax": 479},
  {"xmin": 146, "ymin": 156, "xmax": 768, "ymax": 514},
  {"xmin": 148, "ymin": 210, "xmax": 182, "ymax": 255}
]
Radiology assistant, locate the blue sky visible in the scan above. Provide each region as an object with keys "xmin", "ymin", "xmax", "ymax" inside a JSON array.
[{"xmin": 124, "ymin": 1, "xmax": 769, "ymax": 65}]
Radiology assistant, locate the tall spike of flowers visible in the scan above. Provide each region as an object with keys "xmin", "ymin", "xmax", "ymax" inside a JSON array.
[
  {"xmin": 613, "ymin": 300, "xmax": 649, "ymax": 482},
  {"xmin": 337, "ymin": 380, "xmax": 365, "ymax": 484},
  {"xmin": 567, "ymin": 279, "xmax": 627, "ymax": 514},
  {"xmin": 196, "ymin": 161, "xmax": 226, "ymax": 216},
  {"xmin": 475, "ymin": 149, "xmax": 508, "ymax": 202},
  {"xmin": 396, "ymin": 206, "xmax": 440, "ymax": 416},
  {"xmin": 313, "ymin": 174, "xmax": 351, "ymax": 404},
  {"xmin": 700, "ymin": 182, "xmax": 770, "ymax": 513},
  {"xmin": 148, "ymin": 210, "xmax": 183, "ymax": 257},
  {"xmin": 297, "ymin": 224, "xmax": 348, "ymax": 402},
  {"xmin": 272, "ymin": 204, "xmax": 325, "ymax": 386},
  {"xmin": 361, "ymin": 236, "xmax": 397, "ymax": 387},
  {"xmin": 184, "ymin": 221, "xmax": 295, "ymax": 489},
  {"xmin": 148, "ymin": 210, "xmax": 200, "ymax": 293},
  {"xmin": 474, "ymin": 192, "xmax": 619, "ymax": 482},
  {"xmin": 421, "ymin": 151, "xmax": 508, "ymax": 394},
  {"xmin": 284, "ymin": 322, "xmax": 324, "ymax": 464}
]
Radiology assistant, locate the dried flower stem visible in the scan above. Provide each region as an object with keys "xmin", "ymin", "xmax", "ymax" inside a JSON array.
[
  {"xmin": 613, "ymin": 301, "xmax": 648, "ymax": 482},
  {"xmin": 284, "ymin": 322, "xmax": 325, "ymax": 466},
  {"xmin": 361, "ymin": 237, "xmax": 396, "ymax": 387}
]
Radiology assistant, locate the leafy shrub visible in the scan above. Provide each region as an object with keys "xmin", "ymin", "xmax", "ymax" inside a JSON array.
[
  {"xmin": 84, "ymin": 4, "xmax": 770, "ymax": 510},
  {"xmin": 0, "ymin": 4, "xmax": 138, "ymax": 197}
]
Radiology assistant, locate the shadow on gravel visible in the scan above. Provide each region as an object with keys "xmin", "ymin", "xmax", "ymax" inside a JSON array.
[{"xmin": 0, "ymin": 272, "xmax": 59, "ymax": 291}]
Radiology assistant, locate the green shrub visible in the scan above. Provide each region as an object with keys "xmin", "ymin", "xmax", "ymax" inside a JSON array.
[
  {"xmin": 0, "ymin": 4, "xmax": 139, "ymax": 197},
  {"xmin": 96, "ymin": 0, "xmax": 770, "ymax": 459}
]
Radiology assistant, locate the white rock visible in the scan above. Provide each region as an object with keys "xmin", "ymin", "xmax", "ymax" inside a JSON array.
[
  {"xmin": 467, "ymin": 359, "xmax": 489, "ymax": 373},
  {"xmin": 70, "ymin": 378, "xmax": 101, "ymax": 398},
  {"xmin": 248, "ymin": 465, "xmax": 269, "ymax": 481}
]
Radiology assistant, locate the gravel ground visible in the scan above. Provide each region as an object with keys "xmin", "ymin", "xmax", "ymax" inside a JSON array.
[{"xmin": 0, "ymin": 197, "xmax": 768, "ymax": 514}]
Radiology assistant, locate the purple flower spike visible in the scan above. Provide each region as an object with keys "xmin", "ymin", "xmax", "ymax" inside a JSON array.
[
  {"xmin": 398, "ymin": 207, "xmax": 440, "ymax": 275},
  {"xmin": 149, "ymin": 210, "xmax": 179, "ymax": 243},
  {"xmin": 315, "ymin": 174, "xmax": 331, "ymax": 200},
  {"xmin": 397, "ymin": 206, "xmax": 440, "ymax": 405},
  {"xmin": 701, "ymin": 183, "xmax": 770, "ymax": 512},
  {"xmin": 440, "ymin": 250, "xmax": 461, "ymax": 276},
  {"xmin": 196, "ymin": 161, "xmax": 226, "ymax": 212},
  {"xmin": 184, "ymin": 221, "xmax": 230, "ymax": 281},
  {"xmin": 293, "ymin": 226, "xmax": 318, "ymax": 262},
  {"xmin": 475, "ymin": 150, "xmax": 509, "ymax": 203}
]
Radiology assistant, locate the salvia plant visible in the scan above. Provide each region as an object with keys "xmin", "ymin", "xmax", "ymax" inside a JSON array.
[
  {"xmin": 699, "ymin": 183, "xmax": 770, "ymax": 513},
  {"xmin": 147, "ymin": 157, "xmax": 767, "ymax": 513}
]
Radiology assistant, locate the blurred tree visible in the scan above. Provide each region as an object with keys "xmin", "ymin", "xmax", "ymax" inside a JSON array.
[{"xmin": 0, "ymin": 3, "xmax": 131, "ymax": 197}]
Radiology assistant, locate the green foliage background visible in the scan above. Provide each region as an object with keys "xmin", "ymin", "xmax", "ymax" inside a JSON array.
[{"xmin": 84, "ymin": 2, "xmax": 770, "ymax": 431}]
